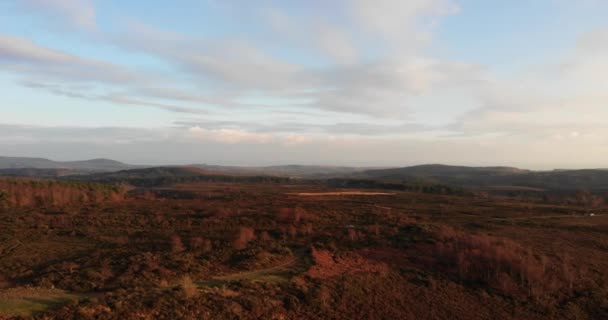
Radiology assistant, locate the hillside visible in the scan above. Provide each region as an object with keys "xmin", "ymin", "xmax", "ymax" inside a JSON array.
[
  {"xmin": 0, "ymin": 158, "xmax": 369, "ymax": 178},
  {"xmin": 5, "ymin": 157, "xmax": 608, "ymax": 192},
  {"xmin": 356, "ymin": 164, "xmax": 528, "ymax": 183},
  {"xmin": 1, "ymin": 178, "xmax": 607, "ymax": 319},
  {"xmin": 64, "ymin": 166, "xmax": 291, "ymax": 187},
  {"xmin": 355, "ymin": 164, "xmax": 608, "ymax": 191},
  {"xmin": 0, "ymin": 178, "xmax": 126, "ymax": 208},
  {"xmin": 191, "ymin": 164, "xmax": 372, "ymax": 178},
  {"xmin": 0, "ymin": 168, "xmax": 82, "ymax": 178}
]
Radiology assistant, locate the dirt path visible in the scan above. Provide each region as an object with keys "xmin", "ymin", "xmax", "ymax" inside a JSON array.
[{"xmin": 199, "ymin": 251, "xmax": 309, "ymax": 287}]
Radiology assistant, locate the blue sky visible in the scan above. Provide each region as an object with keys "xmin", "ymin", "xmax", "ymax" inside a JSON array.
[{"xmin": 1, "ymin": 0, "xmax": 608, "ymax": 168}]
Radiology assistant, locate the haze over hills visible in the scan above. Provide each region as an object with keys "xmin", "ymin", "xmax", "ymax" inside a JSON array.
[
  {"xmin": 3, "ymin": 156, "xmax": 608, "ymax": 191},
  {"xmin": 0, "ymin": 156, "xmax": 136, "ymax": 172},
  {"xmin": 0, "ymin": 168, "xmax": 82, "ymax": 178},
  {"xmin": 352, "ymin": 164, "xmax": 531, "ymax": 182},
  {"xmin": 0, "ymin": 156, "xmax": 373, "ymax": 178},
  {"xmin": 353, "ymin": 164, "xmax": 608, "ymax": 191},
  {"xmin": 190, "ymin": 164, "xmax": 375, "ymax": 178}
]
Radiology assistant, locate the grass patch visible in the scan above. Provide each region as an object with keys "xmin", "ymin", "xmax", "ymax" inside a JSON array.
[
  {"xmin": 199, "ymin": 267, "xmax": 292, "ymax": 287},
  {"xmin": 0, "ymin": 287, "xmax": 81, "ymax": 317}
]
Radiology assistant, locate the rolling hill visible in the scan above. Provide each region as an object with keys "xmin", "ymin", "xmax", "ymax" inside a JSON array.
[
  {"xmin": 0, "ymin": 156, "xmax": 135, "ymax": 172},
  {"xmin": 354, "ymin": 164, "xmax": 608, "ymax": 191},
  {"xmin": 0, "ymin": 168, "xmax": 82, "ymax": 177},
  {"xmin": 63, "ymin": 166, "xmax": 291, "ymax": 187},
  {"xmin": 3, "ymin": 156, "xmax": 608, "ymax": 192},
  {"xmin": 190, "ymin": 164, "xmax": 373, "ymax": 178}
]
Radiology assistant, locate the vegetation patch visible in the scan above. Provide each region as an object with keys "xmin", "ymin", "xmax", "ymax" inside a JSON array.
[{"xmin": 0, "ymin": 287, "xmax": 81, "ymax": 317}]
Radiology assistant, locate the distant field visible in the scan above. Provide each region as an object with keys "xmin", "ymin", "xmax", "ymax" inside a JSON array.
[
  {"xmin": 482, "ymin": 185, "xmax": 546, "ymax": 191},
  {"xmin": 288, "ymin": 191, "xmax": 396, "ymax": 196}
]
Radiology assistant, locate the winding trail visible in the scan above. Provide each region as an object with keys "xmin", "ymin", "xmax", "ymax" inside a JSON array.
[{"xmin": 198, "ymin": 250, "xmax": 310, "ymax": 287}]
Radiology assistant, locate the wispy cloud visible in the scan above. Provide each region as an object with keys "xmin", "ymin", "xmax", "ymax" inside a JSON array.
[
  {"xmin": 21, "ymin": 0, "xmax": 97, "ymax": 29},
  {"xmin": 0, "ymin": 34, "xmax": 140, "ymax": 83},
  {"xmin": 110, "ymin": 0, "xmax": 471, "ymax": 118},
  {"xmin": 2, "ymin": 1, "xmax": 608, "ymax": 167}
]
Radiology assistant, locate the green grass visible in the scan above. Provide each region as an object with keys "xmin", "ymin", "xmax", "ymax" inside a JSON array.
[
  {"xmin": 199, "ymin": 265, "xmax": 292, "ymax": 287},
  {"xmin": 198, "ymin": 254, "xmax": 311, "ymax": 287},
  {"xmin": 0, "ymin": 289, "xmax": 81, "ymax": 317}
]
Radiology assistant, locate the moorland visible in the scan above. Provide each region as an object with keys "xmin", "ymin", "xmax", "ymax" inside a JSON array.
[{"xmin": 0, "ymin": 158, "xmax": 607, "ymax": 319}]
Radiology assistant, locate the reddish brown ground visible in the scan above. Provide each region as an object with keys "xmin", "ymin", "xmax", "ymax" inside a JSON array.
[{"xmin": 0, "ymin": 180, "xmax": 606, "ymax": 319}]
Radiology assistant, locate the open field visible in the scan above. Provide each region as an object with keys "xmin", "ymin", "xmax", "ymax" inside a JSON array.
[
  {"xmin": 287, "ymin": 191, "xmax": 395, "ymax": 196},
  {"xmin": 0, "ymin": 179, "xmax": 607, "ymax": 319}
]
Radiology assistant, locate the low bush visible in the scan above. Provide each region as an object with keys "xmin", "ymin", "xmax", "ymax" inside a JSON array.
[{"xmin": 432, "ymin": 226, "xmax": 569, "ymax": 298}]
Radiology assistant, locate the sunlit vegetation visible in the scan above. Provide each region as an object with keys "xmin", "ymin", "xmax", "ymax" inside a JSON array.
[{"xmin": 0, "ymin": 178, "xmax": 607, "ymax": 319}]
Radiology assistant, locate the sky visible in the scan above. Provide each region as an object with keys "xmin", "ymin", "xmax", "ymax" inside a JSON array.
[{"xmin": 1, "ymin": 0, "xmax": 608, "ymax": 169}]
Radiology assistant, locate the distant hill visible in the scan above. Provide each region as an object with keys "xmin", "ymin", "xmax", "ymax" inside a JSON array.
[
  {"xmin": 64, "ymin": 166, "xmax": 291, "ymax": 187},
  {"xmin": 0, "ymin": 157, "xmax": 374, "ymax": 178},
  {"xmin": 0, "ymin": 168, "xmax": 83, "ymax": 177},
  {"xmin": 363, "ymin": 164, "xmax": 527, "ymax": 176},
  {"xmin": 4, "ymin": 157, "xmax": 608, "ymax": 192},
  {"xmin": 0, "ymin": 156, "xmax": 135, "ymax": 172},
  {"xmin": 353, "ymin": 164, "xmax": 608, "ymax": 191},
  {"xmin": 356, "ymin": 164, "xmax": 529, "ymax": 183},
  {"xmin": 190, "ymin": 164, "xmax": 373, "ymax": 178},
  {"xmin": 76, "ymin": 166, "xmax": 222, "ymax": 180}
]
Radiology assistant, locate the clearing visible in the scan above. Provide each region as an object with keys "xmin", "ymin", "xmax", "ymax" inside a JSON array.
[
  {"xmin": 0, "ymin": 287, "xmax": 83, "ymax": 317},
  {"xmin": 288, "ymin": 191, "xmax": 395, "ymax": 196},
  {"xmin": 199, "ymin": 251, "xmax": 310, "ymax": 287}
]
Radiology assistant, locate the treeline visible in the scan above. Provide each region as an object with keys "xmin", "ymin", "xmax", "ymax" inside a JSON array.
[
  {"xmin": 51, "ymin": 166, "xmax": 473, "ymax": 195},
  {"xmin": 324, "ymin": 178, "xmax": 468, "ymax": 195},
  {"xmin": 0, "ymin": 178, "xmax": 126, "ymax": 208},
  {"xmin": 66, "ymin": 173, "xmax": 467, "ymax": 195},
  {"xmin": 68, "ymin": 174, "xmax": 292, "ymax": 187}
]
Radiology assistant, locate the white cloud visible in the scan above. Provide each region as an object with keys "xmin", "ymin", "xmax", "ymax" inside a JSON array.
[
  {"xmin": 4, "ymin": 0, "xmax": 608, "ymax": 169},
  {"xmin": 349, "ymin": 0, "xmax": 458, "ymax": 51},
  {"xmin": 188, "ymin": 127, "xmax": 274, "ymax": 144},
  {"xmin": 0, "ymin": 34, "xmax": 74, "ymax": 63},
  {"xmin": 282, "ymin": 134, "xmax": 315, "ymax": 146},
  {"xmin": 313, "ymin": 23, "xmax": 359, "ymax": 64},
  {"xmin": 111, "ymin": 1, "xmax": 468, "ymax": 118},
  {"xmin": 0, "ymin": 34, "xmax": 140, "ymax": 83},
  {"xmin": 3, "ymin": 123, "xmax": 608, "ymax": 169},
  {"xmin": 102, "ymin": 95, "xmax": 210, "ymax": 115},
  {"xmin": 452, "ymin": 27, "xmax": 608, "ymax": 139},
  {"xmin": 263, "ymin": 7, "xmax": 358, "ymax": 64},
  {"xmin": 178, "ymin": 41, "xmax": 309, "ymax": 92}
]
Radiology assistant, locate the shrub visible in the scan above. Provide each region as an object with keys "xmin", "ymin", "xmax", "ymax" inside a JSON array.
[
  {"xmin": 233, "ymin": 227, "xmax": 256, "ymax": 250},
  {"xmin": 190, "ymin": 237, "xmax": 212, "ymax": 253},
  {"xmin": 170, "ymin": 235, "xmax": 185, "ymax": 253},
  {"xmin": 432, "ymin": 226, "xmax": 566, "ymax": 298},
  {"xmin": 180, "ymin": 275, "xmax": 198, "ymax": 298},
  {"xmin": 259, "ymin": 231, "xmax": 271, "ymax": 241},
  {"xmin": 277, "ymin": 206, "xmax": 312, "ymax": 224},
  {"xmin": 189, "ymin": 237, "xmax": 204, "ymax": 250},
  {"xmin": 277, "ymin": 207, "xmax": 301, "ymax": 223},
  {"xmin": 299, "ymin": 223, "xmax": 313, "ymax": 235}
]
